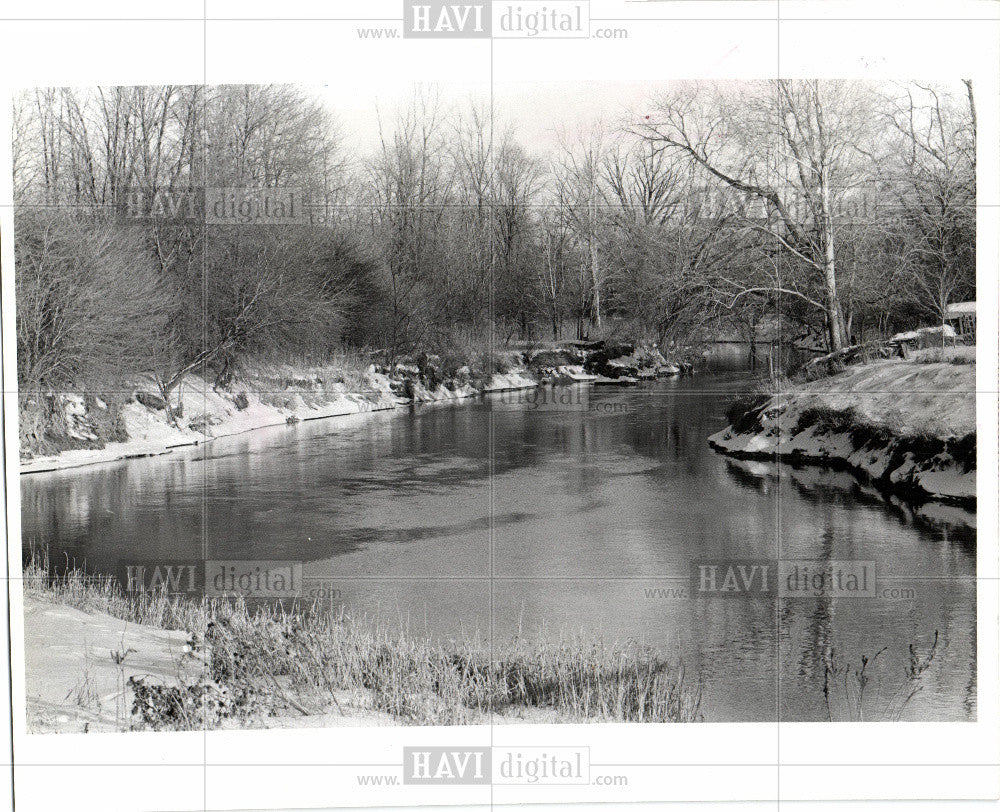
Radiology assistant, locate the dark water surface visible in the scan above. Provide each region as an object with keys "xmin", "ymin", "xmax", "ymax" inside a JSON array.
[{"xmin": 21, "ymin": 374, "xmax": 976, "ymax": 722}]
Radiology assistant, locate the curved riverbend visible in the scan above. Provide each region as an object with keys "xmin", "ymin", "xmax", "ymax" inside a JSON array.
[{"xmin": 21, "ymin": 374, "xmax": 976, "ymax": 722}]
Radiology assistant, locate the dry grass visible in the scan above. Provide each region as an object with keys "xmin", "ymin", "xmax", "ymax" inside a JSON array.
[
  {"xmin": 823, "ymin": 632, "xmax": 941, "ymax": 722},
  {"xmin": 912, "ymin": 347, "xmax": 976, "ymax": 365},
  {"xmin": 24, "ymin": 550, "xmax": 204, "ymax": 631},
  {"xmin": 247, "ymin": 348, "xmax": 375, "ymax": 393},
  {"xmin": 24, "ymin": 551, "xmax": 703, "ymax": 728}
]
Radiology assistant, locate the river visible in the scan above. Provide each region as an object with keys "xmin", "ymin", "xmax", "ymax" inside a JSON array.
[{"xmin": 20, "ymin": 373, "xmax": 976, "ymax": 722}]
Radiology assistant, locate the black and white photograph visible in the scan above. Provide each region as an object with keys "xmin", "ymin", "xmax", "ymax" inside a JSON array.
[{"xmin": 1, "ymin": 1, "xmax": 997, "ymax": 810}]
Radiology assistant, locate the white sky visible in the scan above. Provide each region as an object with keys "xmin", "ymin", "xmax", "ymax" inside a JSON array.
[
  {"xmin": 317, "ymin": 78, "xmax": 970, "ymax": 172},
  {"xmin": 318, "ymin": 80, "xmax": 668, "ymax": 163}
]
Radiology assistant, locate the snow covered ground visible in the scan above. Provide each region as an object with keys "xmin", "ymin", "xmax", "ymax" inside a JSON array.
[
  {"xmin": 24, "ymin": 596, "xmax": 197, "ymax": 733},
  {"xmin": 709, "ymin": 356, "xmax": 976, "ymax": 506},
  {"xmin": 23, "ymin": 595, "xmax": 401, "ymax": 732},
  {"xmin": 20, "ymin": 366, "xmax": 539, "ymax": 474},
  {"xmin": 23, "ymin": 594, "xmax": 561, "ymax": 733}
]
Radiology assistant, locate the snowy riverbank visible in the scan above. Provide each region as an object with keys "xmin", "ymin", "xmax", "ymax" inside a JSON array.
[
  {"xmin": 20, "ymin": 366, "xmax": 538, "ymax": 475},
  {"xmin": 708, "ymin": 355, "xmax": 976, "ymax": 507},
  {"xmin": 23, "ymin": 595, "xmax": 400, "ymax": 732},
  {"xmin": 22, "ymin": 567, "xmax": 692, "ymax": 732}
]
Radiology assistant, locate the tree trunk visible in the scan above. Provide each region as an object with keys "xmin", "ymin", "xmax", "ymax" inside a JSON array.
[
  {"xmin": 819, "ymin": 167, "xmax": 846, "ymax": 352},
  {"xmin": 589, "ymin": 235, "xmax": 602, "ymax": 330}
]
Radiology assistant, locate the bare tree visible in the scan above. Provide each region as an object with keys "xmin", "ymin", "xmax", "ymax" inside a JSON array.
[
  {"xmin": 882, "ymin": 82, "xmax": 975, "ymax": 339},
  {"xmin": 15, "ymin": 211, "xmax": 173, "ymax": 391},
  {"xmin": 637, "ymin": 80, "xmax": 877, "ymax": 352},
  {"xmin": 365, "ymin": 88, "xmax": 455, "ymax": 356},
  {"xmin": 554, "ymin": 123, "xmax": 611, "ymax": 334}
]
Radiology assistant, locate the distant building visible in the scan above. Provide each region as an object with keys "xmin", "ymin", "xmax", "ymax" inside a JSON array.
[{"xmin": 945, "ymin": 301, "xmax": 976, "ymax": 338}]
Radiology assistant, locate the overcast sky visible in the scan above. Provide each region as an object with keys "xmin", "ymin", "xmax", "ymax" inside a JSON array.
[
  {"xmin": 319, "ymin": 80, "xmax": 665, "ymax": 161},
  {"xmin": 317, "ymin": 78, "xmax": 970, "ymax": 171}
]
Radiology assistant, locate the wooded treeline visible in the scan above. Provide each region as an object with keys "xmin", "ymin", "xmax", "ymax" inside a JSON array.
[{"xmin": 13, "ymin": 80, "xmax": 975, "ymax": 394}]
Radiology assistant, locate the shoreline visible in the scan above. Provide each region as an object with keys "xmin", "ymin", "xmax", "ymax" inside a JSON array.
[
  {"xmin": 23, "ymin": 593, "xmax": 581, "ymax": 732},
  {"xmin": 19, "ymin": 368, "xmax": 539, "ymax": 476},
  {"xmin": 708, "ymin": 356, "xmax": 976, "ymax": 509},
  {"xmin": 709, "ymin": 436, "xmax": 976, "ymax": 509},
  {"xmin": 22, "ymin": 556, "xmax": 702, "ymax": 732}
]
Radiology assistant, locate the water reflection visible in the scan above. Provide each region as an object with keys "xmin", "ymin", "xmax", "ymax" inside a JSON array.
[{"xmin": 21, "ymin": 375, "xmax": 976, "ymax": 722}]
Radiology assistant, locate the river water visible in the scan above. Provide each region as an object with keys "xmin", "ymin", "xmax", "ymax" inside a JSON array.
[{"xmin": 21, "ymin": 373, "xmax": 976, "ymax": 722}]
